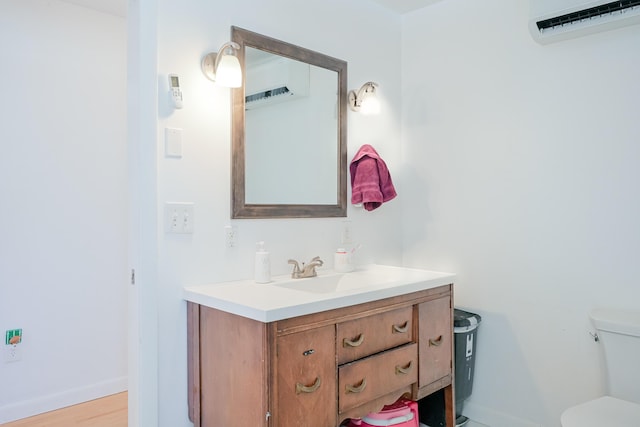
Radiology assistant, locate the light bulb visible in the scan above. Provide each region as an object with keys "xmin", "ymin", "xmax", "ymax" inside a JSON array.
[
  {"xmin": 360, "ymin": 94, "xmax": 380, "ymax": 115},
  {"xmin": 216, "ymin": 54, "xmax": 242, "ymax": 88}
]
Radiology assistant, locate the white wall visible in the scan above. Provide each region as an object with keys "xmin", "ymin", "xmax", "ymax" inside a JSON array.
[
  {"xmin": 0, "ymin": 0, "xmax": 127, "ymax": 422},
  {"xmin": 144, "ymin": 0, "xmax": 405, "ymax": 425},
  {"xmin": 401, "ymin": 0, "xmax": 640, "ymax": 426}
]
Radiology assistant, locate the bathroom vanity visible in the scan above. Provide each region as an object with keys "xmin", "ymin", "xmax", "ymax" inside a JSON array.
[{"xmin": 184, "ymin": 265, "xmax": 456, "ymax": 427}]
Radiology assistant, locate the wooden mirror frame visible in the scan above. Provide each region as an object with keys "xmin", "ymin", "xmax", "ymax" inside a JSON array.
[{"xmin": 231, "ymin": 26, "xmax": 347, "ymax": 219}]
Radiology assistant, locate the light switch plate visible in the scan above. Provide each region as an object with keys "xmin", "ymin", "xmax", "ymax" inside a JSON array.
[
  {"xmin": 165, "ymin": 202, "xmax": 195, "ymax": 234},
  {"xmin": 165, "ymin": 127, "xmax": 183, "ymax": 158}
]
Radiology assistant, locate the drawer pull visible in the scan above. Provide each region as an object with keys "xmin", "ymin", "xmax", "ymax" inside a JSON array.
[
  {"xmin": 343, "ymin": 334, "xmax": 364, "ymax": 348},
  {"xmin": 395, "ymin": 360, "xmax": 414, "ymax": 375},
  {"xmin": 345, "ymin": 378, "xmax": 367, "ymax": 394},
  {"xmin": 296, "ymin": 377, "xmax": 321, "ymax": 394},
  {"xmin": 392, "ymin": 321, "xmax": 409, "ymax": 334},
  {"xmin": 429, "ymin": 335, "xmax": 443, "ymax": 347}
]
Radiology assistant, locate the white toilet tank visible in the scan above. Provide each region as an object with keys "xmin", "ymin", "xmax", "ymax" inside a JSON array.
[{"xmin": 591, "ymin": 308, "xmax": 640, "ymax": 403}]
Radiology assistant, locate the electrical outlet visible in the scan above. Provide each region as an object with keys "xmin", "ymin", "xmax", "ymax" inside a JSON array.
[
  {"xmin": 341, "ymin": 220, "xmax": 352, "ymax": 244},
  {"xmin": 165, "ymin": 202, "xmax": 195, "ymax": 234},
  {"xmin": 4, "ymin": 345, "xmax": 21, "ymax": 363},
  {"xmin": 182, "ymin": 206, "xmax": 194, "ymax": 233},
  {"xmin": 225, "ymin": 225, "xmax": 237, "ymax": 248}
]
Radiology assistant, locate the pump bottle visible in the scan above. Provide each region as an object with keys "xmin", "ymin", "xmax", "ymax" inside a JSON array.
[{"xmin": 254, "ymin": 241, "xmax": 271, "ymax": 283}]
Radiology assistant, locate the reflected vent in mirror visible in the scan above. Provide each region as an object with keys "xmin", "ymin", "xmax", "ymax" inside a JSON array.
[
  {"xmin": 244, "ymin": 47, "xmax": 310, "ymax": 110},
  {"xmin": 245, "ymin": 86, "xmax": 292, "ymax": 109}
]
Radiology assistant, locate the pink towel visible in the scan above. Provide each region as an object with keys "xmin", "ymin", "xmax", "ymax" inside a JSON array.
[{"xmin": 350, "ymin": 144, "xmax": 397, "ymax": 211}]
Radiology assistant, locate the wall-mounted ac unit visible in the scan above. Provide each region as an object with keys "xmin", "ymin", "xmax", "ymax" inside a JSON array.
[
  {"xmin": 529, "ymin": 0, "xmax": 640, "ymax": 44},
  {"xmin": 245, "ymin": 55, "xmax": 310, "ymax": 110}
]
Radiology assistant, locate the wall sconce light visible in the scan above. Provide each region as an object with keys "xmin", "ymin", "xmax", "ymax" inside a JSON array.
[
  {"xmin": 348, "ymin": 81, "xmax": 380, "ymax": 115},
  {"xmin": 201, "ymin": 42, "xmax": 242, "ymax": 88}
]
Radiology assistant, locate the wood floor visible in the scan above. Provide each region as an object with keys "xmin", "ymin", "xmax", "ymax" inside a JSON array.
[{"xmin": 2, "ymin": 392, "xmax": 127, "ymax": 427}]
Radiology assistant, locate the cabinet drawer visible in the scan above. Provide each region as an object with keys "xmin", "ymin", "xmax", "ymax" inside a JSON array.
[
  {"xmin": 418, "ymin": 296, "xmax": 452, "ymax": 387},
  {"xmin": 338, "ymin": 343, "xmax": 418, "ymax": 413},
  {"xmin": 337, "ymin": 306, "xmax": 413, "ymax": 364}
]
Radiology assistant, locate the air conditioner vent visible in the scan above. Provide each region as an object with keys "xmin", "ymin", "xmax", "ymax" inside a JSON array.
[
  {"xmin": 536, "ymin": 0, "xmax": 640, "ymax": 31},
  {"xmin": 530, "ymin": 0, "xmax": 640, "ymax": 44}
]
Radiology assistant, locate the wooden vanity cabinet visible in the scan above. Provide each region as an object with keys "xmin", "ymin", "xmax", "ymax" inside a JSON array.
[{"xmin": 187, "ymin": 284, "xmax": 454, "ymax": 427}]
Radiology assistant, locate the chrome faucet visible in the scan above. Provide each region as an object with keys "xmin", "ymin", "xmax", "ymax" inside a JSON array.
[{"xmin": 288, "ymin": 256, "xmax": 324, "ymax": 279}]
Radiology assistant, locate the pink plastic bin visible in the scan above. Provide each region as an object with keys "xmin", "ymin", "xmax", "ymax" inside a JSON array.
[{"xmin": 349, "ymin": 398, "xmax": 419, "ymax": 427}]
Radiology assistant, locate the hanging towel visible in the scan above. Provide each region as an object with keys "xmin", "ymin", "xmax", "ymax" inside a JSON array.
[{"xmin": 350, "ymin": 144, "xmax": 397, "ymax": 211}]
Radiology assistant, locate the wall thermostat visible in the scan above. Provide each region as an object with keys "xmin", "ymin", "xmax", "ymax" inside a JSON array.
[{"xmin": 168, "ymin": 74, "xmax": 183, "ymax": 109}]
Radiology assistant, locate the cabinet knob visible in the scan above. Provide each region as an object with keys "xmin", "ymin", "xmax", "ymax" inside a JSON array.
[
  {"xmin": 345, "ymin": 378, "xmax": 367, "ymax": 394},
  {"xmin": 392, "ymin": 321, "xmax": 409, "ymax": 334},
  {"xmin": 296, "ymin": 377, "xmax": 321, "ymax": 394},
  {"xmin": 429, "ymin": 335, "xmax": 443, "ymax": 347},
  {"xmin": 395, "ymin": 360, "xmax": 414, "ymax": 375},
  {"xmin": 343, "ymin": 333, "xmax": 365, "ymax": 348}
]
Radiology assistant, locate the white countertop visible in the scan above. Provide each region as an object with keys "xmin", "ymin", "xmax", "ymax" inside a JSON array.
[{"xmin": 183, "ymin": 264, "xmax": 456, "ymax": 322}]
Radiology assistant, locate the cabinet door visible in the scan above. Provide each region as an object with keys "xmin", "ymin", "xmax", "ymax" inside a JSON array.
[
  {"xmin": 275, "ymin": 325, "xmax": 337, "ymax": 427},
  {"xmin": 199, "ymin": 307, "xmax": 269, "ymax": 427},
  {"xmin": 418, "ymin": 296, "xmax": 452, "ymax": 387}
]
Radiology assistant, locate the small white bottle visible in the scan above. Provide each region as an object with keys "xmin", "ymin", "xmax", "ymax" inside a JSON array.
[
  {"xmin": 334, "ymin": 248, "xmax": 354, "ymax": 273},
  {"xmin": 254, "ymin": 241, "xmax": 271, "ymax": 283}
]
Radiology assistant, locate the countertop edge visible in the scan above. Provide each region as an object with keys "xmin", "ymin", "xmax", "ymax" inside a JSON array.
[{"xmin": 184, "ymin": 268, "xmax": 456, "ymax": 323}]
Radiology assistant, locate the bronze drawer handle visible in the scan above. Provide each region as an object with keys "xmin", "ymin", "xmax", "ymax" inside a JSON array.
[
  {"xmin": 395, "ymin": 360, "xmax": 414, "ymax": 375},
  {"xmin": 392, "ymin": 321, "xmax": 409, "ymax": 334},
  {"xmin": 345, "ymin": 378, "xmax": 367, "ymax": 394},
  {"xmin": 429, "ymin": 335, "xmax": 443, "ymax": 347},
  {"xmin": 343, "ymin": 333, "xmax": 364, "ymax": 347},
  {"xmin": 296, "ymin": 377, "xmax": 321, "ymax": 394}
]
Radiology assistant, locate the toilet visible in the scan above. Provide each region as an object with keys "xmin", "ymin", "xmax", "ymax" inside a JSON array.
[{"xmin": 561, "ymin": 308, "xmax": 640, "ymax": 427}]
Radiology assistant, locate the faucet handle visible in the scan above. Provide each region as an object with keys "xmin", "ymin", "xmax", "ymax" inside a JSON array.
[
  {"xmin": 288, "ymin": 259, "xmax": 300, "ymax": 268},
  {"xmin": 309, "ymin": 256, "xmax": 324, "ymax": 266}
]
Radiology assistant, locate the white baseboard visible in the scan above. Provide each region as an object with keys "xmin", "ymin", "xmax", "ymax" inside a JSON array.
[
  {"xmin": 0, "ymin": 376, "xmax": 127, "ymax": 424},
  {"xmin": 463, "ymin": 401, "xmax": 542, "ymax": 427}
]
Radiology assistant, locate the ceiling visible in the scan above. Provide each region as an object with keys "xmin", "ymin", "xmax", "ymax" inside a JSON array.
[
  {"xmin": 368, "ymin": 0, "xmax": 444, "ymax": 14},
  {"xmin": 60, "ymin": 0, "xmax": 126, "ymax": 17},
  {"xmin": 59, "ymin": 0, "xmax": 443, "ymax": 18}
]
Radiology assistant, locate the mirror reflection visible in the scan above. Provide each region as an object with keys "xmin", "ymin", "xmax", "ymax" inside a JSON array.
[
  {"xmin": 244, "ymin": 47, "xmax": 338, "ymax": 205},
  {"xmin": 231, "ymin": 27, "xmax": 347, "ymax": 218}
]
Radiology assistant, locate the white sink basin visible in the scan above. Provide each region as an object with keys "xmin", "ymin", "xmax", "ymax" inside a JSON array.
[
  {"xmin": 272, "ymin": 273, "xmax": 361, "ymax": 294},
  {"xmin": 271, "ymin": 265, "xmax": 447, "ymax": 294}
]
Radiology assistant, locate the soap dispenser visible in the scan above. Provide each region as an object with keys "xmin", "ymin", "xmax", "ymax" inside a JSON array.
[{"xmin": 254, "ymin": 241, "xmax": 271, "ymax": 283}]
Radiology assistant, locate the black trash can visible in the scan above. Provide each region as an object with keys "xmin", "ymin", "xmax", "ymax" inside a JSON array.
[
  {"xmin": 453, "ymin": 308, "xmax": 482, "ymax": 425},
  {"xmin": 419, "ymin": 308, "xmax": 481, "ymax": 427}
]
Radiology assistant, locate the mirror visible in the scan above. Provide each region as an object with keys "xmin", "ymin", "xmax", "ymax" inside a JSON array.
[{"xmin": 231, "ymin": 26, "xmax": 347, "ymax": 218}]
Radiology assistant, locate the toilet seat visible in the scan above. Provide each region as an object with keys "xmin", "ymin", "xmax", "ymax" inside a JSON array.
[{"xmin": 561, "ymin": 396, "xmax": 640, "ymax": 427}]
